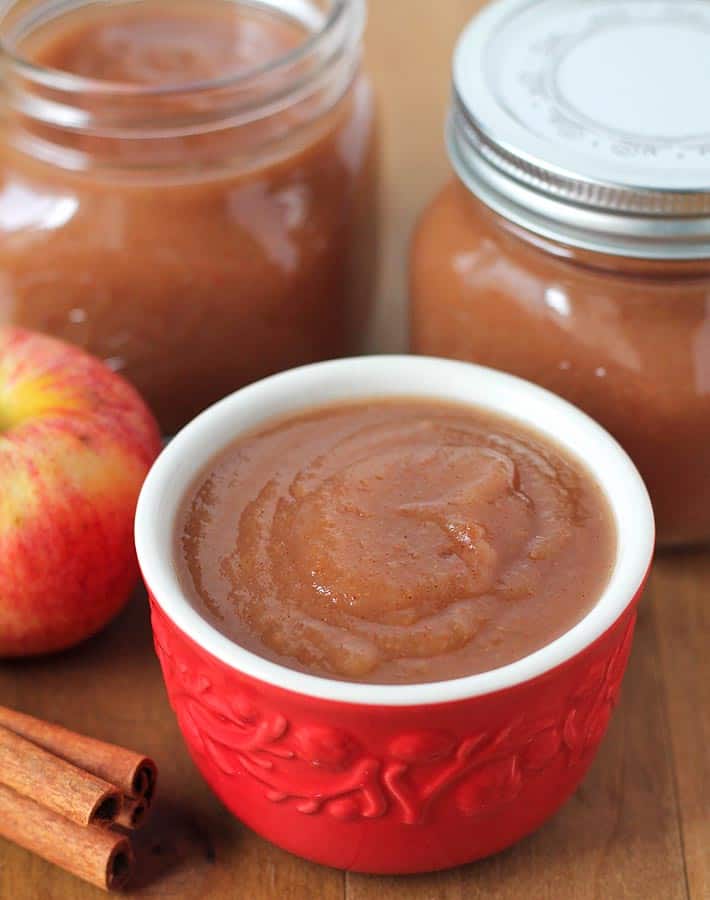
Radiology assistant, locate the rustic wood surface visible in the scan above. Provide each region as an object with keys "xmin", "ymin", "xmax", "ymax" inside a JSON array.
[{"xmin": 1, "ymin": 1, "xmax": 708, "ymax": 897}]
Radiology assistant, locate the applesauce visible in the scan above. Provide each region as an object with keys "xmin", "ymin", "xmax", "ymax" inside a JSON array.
[
  {"xmin": 412, "ymin": 185, "xmax": 710, "ymax": 548},
  {"xmin": 410, "ymin": 0, "xmax": 710, "ymax": 546},
  {"xmin": 177, "ymin": 399, "xmax": 616, "ymax": 684},
  {"xmin": 0, "ymin": 0, "xmax": 377, "ymax": 432}
]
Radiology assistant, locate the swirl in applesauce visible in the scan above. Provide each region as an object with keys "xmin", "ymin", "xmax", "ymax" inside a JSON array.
[{"xmin": 177, "ymin": 400, "xmax": 616, "ymax": 684}]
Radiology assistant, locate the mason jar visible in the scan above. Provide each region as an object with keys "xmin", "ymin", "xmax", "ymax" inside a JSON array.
[
  {"xmin": 410, "ymin": 0, "xmax": 710, "ymax": 547},
  {"xmin": 0, "ymin": 0, "xmax": 378, "ymax": 432}
]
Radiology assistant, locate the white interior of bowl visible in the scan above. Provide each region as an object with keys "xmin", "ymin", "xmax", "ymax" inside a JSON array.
[{"xmin": 135, "ymin": 356, "xmax": 655, "ymax": 706}]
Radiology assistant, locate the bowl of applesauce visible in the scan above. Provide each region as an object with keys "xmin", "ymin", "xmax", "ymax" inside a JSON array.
[{"xmin": 135, "ymin": 356, "xmax": 654, "ymax": 873}]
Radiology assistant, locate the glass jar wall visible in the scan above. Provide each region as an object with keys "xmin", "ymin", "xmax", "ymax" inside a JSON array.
[
  {"xmin": 0, "ymin": 0, "xmax": 378, "ymax": 432},
  {"xmin": 411, "ymin": 182, "xmax": 710, "ymax": 547},
  {"xmin": 410, "ymin": 0, "xmax": 710, "ymax": 547}
]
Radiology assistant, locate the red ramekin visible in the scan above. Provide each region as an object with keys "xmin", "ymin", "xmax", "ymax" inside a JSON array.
[{"xmin": 135, "ymin": 356, "xmax": 655, "ymax": 873}]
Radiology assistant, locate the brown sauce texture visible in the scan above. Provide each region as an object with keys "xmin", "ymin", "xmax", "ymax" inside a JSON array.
[
  {"xmin": 411, "ymin": 180, "xmax": 710, "ymax": 546},
  {"xmin": 0, "ymin": 1, "xmax": 377, "ymax": 432},
  {"xmin": 177, "ymin": 399, "xmax": 616, "ymax": 684}
]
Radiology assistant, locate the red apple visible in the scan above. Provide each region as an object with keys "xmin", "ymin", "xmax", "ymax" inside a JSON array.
[{"xmin": 0, "ymin": 327, "xmax": 161, "ymax": 656}]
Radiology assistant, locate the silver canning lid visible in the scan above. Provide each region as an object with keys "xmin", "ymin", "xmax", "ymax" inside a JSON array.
[{"xmin": 449, "ymin": 0, "xmax": 710, "ymax": 259}]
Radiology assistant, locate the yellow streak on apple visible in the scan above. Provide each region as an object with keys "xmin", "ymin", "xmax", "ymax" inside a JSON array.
[
  {"xmin": 0, "ymin": 433, "xmax": 148, "ymax": 535},
  {"xmin": 0, "ymin": 371, "xmax": 83, "ymax": 432}
]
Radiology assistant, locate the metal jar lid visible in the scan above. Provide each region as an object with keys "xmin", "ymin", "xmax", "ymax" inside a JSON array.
[{"xmin": 448, "ymin": 0, "xmax": 710, "ymax": 259}]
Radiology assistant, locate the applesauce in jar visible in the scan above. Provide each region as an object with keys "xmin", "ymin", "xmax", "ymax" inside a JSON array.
[
  {"xmin": 177, "ymin": 398, "xmax": 616, "ymax": 685},
  {"xmin": 0, "ymin": 0, "xmax": 377, "ymax": 432},
  {"xmin": 410, "ymin": 0, "xmax": 710, "ymax": 546}
]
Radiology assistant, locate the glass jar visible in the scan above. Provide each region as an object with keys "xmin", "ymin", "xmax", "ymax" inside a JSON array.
[
  {"xmin": 0, "ymin": 0, "xmax": 378, "ymax": 433},
  {"xmin": 410, "ymin": 0, "xmax": 710, "ymax": 547}
]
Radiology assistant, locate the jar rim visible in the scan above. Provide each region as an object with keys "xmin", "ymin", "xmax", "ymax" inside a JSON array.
[
  {"xmin": 0, "ymin": 0, "xmax": 360, "ymax": 97},
  {"xmin": 448, "ymin": 0, "xmax": 710, "ymax": 260},
  {"xmin": 448, "ymin": 106, "xmax": 710, "ymax": 262}
]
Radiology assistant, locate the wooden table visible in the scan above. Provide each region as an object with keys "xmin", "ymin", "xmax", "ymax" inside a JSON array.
[{"xmin": 1, "ymin": 2, "xmax": 708, "ymax": 897}]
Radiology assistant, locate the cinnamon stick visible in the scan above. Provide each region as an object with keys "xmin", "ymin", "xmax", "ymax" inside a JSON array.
[
  {"xmin": 115, "ymin": 796, "xmax": 149, "ymax": 830},
  {"xmin": 0, "ymin": 705, "xmax": 157, "ymax": 801},
  {"xmin": 0, "ymin": 782, "xmax": 133, "ymax": 891},
  {"xmin": 0, "ymin": 725, "xmax": 120, "ymax": 827}
]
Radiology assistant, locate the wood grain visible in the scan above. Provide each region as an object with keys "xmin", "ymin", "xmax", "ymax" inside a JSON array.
[
  {"xmin": 651, "ymin": 553, "xmax": 710, "ymax": 900},
  {"xmin": 365, "ymin": 0, "xmax": 474, "ymax": 356},
  {"xmin": 0, "ymin": 1, "xmax": 706, "ymax": 897}
]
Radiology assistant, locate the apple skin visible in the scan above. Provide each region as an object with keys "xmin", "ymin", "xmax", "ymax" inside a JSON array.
[{"xmin": 0, "ymin": 327, "xmax": 162, "ymax": 657}]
